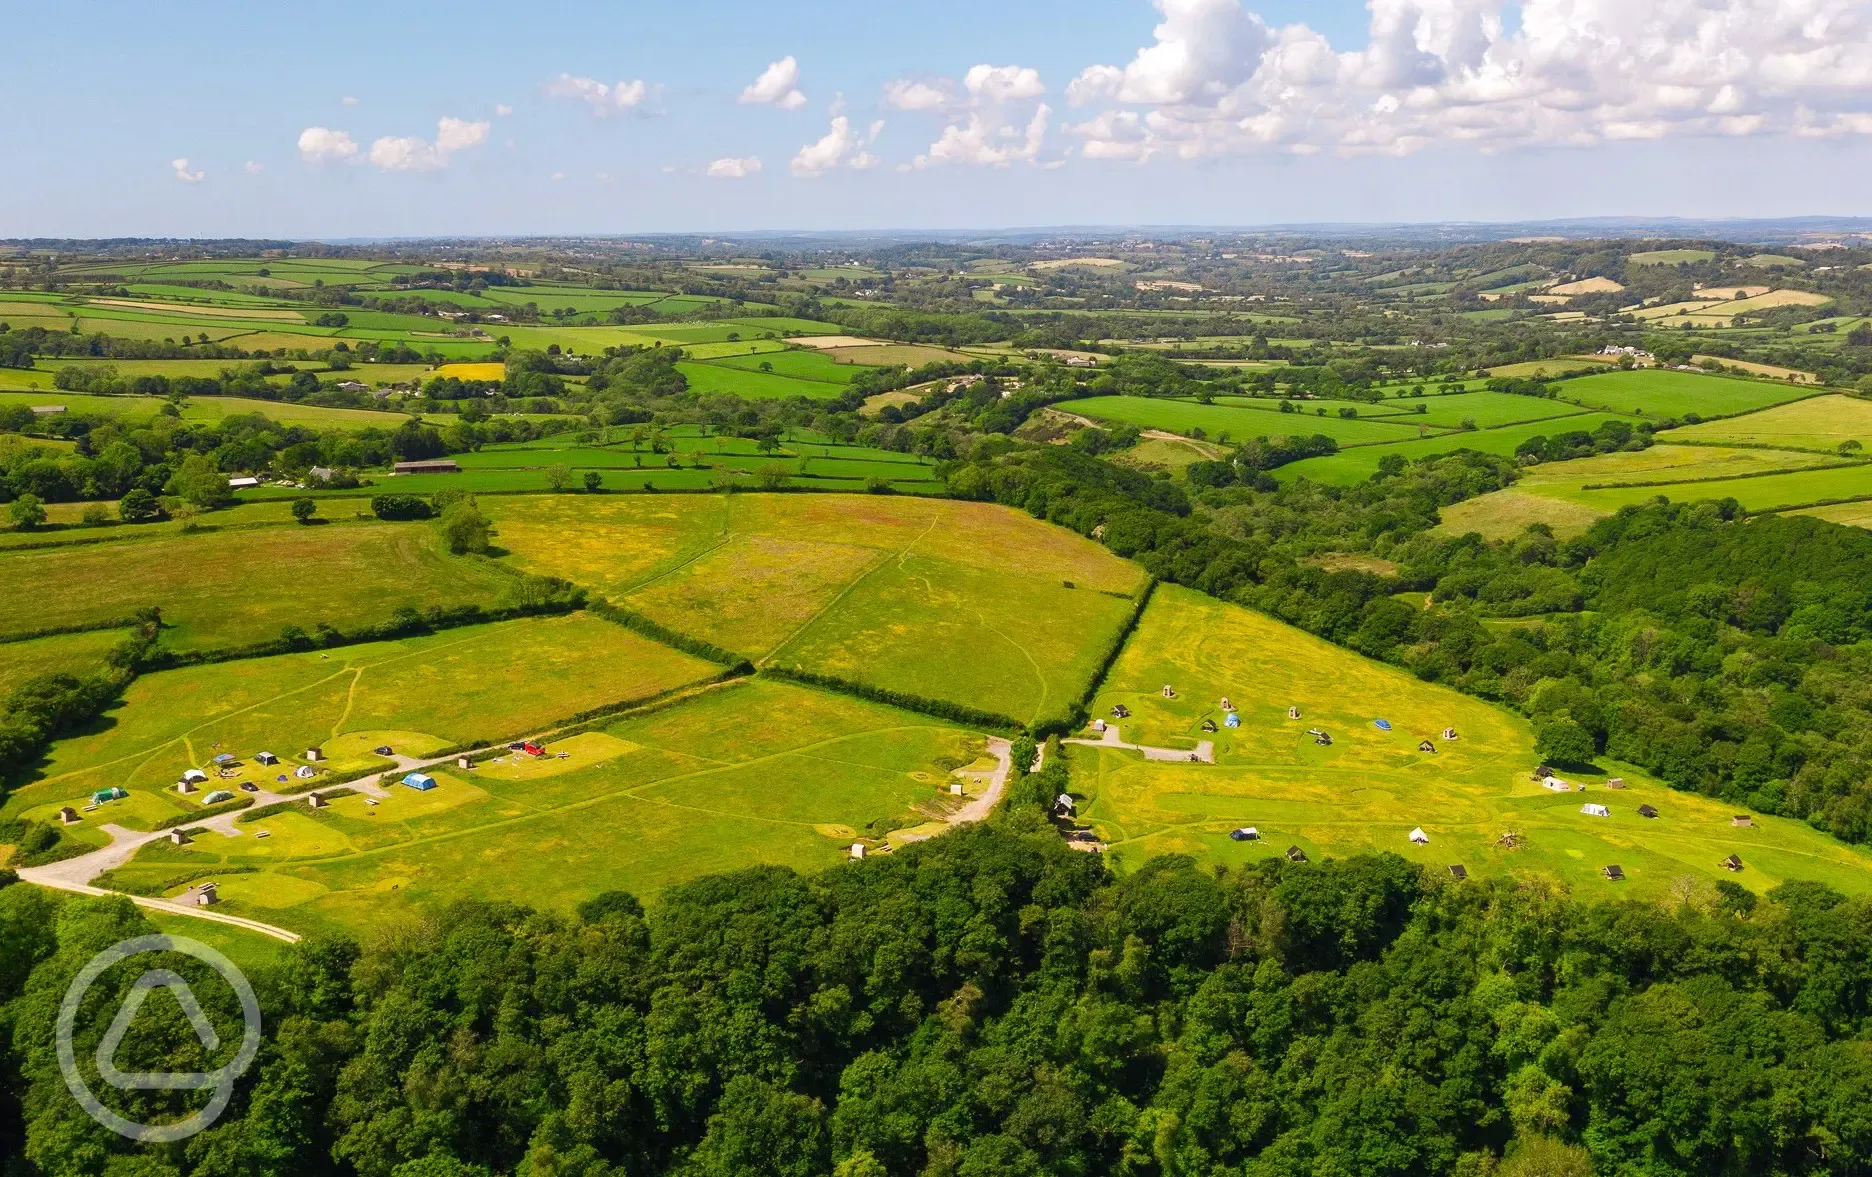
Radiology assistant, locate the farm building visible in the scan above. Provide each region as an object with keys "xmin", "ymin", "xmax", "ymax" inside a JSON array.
[
  {"xmin": 402, "ymin": 773, "xmax": 437, "ymax": 791},
  {"xmin": 57, "ymin": 807, "xmax": 79, "ymax": 825},
  {"xmin": 1229, "ymin": 827, "xmax": 1259, "ymax": 841},
  {"xmin": 307, "ymin": 466, "xmax": 336, "ymax": 483},
  {"xmin": 1603, "ymin": 865, "xmax": 1626, "ymax": 881},
  {"xmin": 394, "ymin": 459, "xmax": 461, "ymax": 475},
  {"xmin": 227, "ymin": 476, "xmax": 261, "ymax": 489},
  {"xmin": 1409, "ymin": 827, "xmax": 1430, "ymax": 844},
  {"xmin": 1581, "ymin": 803, "xmax": 1610, "ymax": 818},
  {"xmin": 1637, "ymin": 804, "xmax": 1659, "ymax": 819},
  {"xmin": 1722, "ymin": 854, "xmax": 1744, "ymax": 872},
  {"xmin": 1091, "ymin": 719, "xmax": 1106, "ymax": 733},
  {"xmin": 1448, "ymin": 864, "xmax": 1468, "ymax": 880}
]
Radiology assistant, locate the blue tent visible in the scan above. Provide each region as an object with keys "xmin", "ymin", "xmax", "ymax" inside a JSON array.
[
  {"xmin": 403, "ymin": 773, "xmax": 437, "ymax": 791},
  {"xmin": 1224, "ymin": 712, "xmax": 1241, "ymax": 728},
  {"xmin": 213, "ymin": 753, "xmax": 235, "ymax": 764},
  {"xmin": 1373, "ymin": 719, "xmax": 1393, "ymax": 732}
]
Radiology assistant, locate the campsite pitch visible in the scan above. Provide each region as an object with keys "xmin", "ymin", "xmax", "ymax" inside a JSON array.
[{"xmin": 1074, "ymin": 585, "xmax": 1872, "ymax": 898}]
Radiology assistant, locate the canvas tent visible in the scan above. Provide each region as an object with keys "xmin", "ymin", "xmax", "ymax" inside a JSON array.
[
  {"xmin": 403, "ymin": 773, "xmax": 437, "ymax": 791},
  {"xmin": 1581, "ymin": 803, "xmax": 1610, "ymax": 817},
  {"xmin": 1229, "ymin": 827, "xmax": 1259, "ymax": 841},
  {"xmin": 1409, "ymin": 827, "xmax": 1430, "ymax": 844}
]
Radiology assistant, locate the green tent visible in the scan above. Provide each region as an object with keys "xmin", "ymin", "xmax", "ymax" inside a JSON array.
[{"xmin": 91, "ymin": 787, "xmax": 127, "ymax": 803}]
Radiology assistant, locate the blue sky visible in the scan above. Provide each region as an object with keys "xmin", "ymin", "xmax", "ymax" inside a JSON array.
[{"xmin": 3, "ymin": 0, "xmax": 1869, "ymax": 238}]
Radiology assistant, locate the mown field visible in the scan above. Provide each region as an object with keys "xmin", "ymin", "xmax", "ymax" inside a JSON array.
[
  {"xmin": 1071, "ymin": 396, "xmax": 1431, "ymax": 445},
  {"xmin": 1278, "ymin": 412, "xmax": 1639, "ymax": 485},
  {"xmin": 0, "ymin": 628, "xmax": 130, "ymax": 693},
  {"xmin": 2, "ymin": 613, "xmax": 720, "ymax": 836},
  {"xmin": 0, "ymin": 521, "xmax": 519, "ymax": 651},
  {"xmin": 1672, "ymin": 395, "xmax": 1872, "ymax": 452},
  {"xmin": 1076, "ymin": 585, "xmax": 1872, "ymax": 897},
  {"xmin": 89, "ymin": 678, "xmax": 991, "ymax": 938},
  {"xmin": 486, "ymin": 494, "xmax": 1148, "ymax": 726},
  {"xmin": 1557, "ymin": 369, "xmax": 1816, "ymax": 419}
]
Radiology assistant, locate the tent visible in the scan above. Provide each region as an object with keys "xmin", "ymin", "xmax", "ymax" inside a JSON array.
[
  {"xmin": 1543, "ymin": 777, "xmax": 1571, "ymax": 792},
  {"xmin": 1722, "ymin": 854, "xmax": 1744, "ymax": 872},
  {"xmin": 1229, "ymin": 827, "xmax": 1259, "ymax": 841},
  {"xmin": 213, "ymin": 753, "xmax": 235, "ymax": 765},
  {"xmin": 1373, "ymin": 719, "xmax": 1393, "ymax": 731},
  {"xmin": 256, "ymin": 752, "xmax": 279, "ymax": 766},
  {"xmin": 1288, "ymin": 706, "xmax": 1301, "ymax": 719},
  {"xmin": 1637, "ymin": 804, "xmax": 1659, "ymax": 819},
  {"xmin": 1603, "ymin": 865, "xmax": 1625, "ymax": 881},
  {"xmin": 1447, "ymin": 864, "xmax": 1468, "ymax": 880},
  {"xmin": 403, "ymin": 773, "xmax": 437, "ymax": 791},
  {"xmin": 203, "ymin": 790, "xmax": 234, "ymax": 804},
  {"xmin": 1224, "ymin": 712, "xmax": 1241, "ymax": 728},
  {"xmin": 295, "ymin": 765, "xmax": 315, "ymax": 779},
  {"xmin": 1418, "ymin": 740, "xmax": 1436, "ymax": 753},
  {"xmin": 1409, "ymin": 827, "xmax": 1430, "ymax": 844},
  {"xmin": 1201, "ymin": 718, "xmax": 1217, "ymax": 733},
  {"xmin": 92, "ymin": 787, "xmax": 127, "ymax": 803},
  {"xmin": 1580, "ymin": 803, "xmax": 1610, "ymax": 817},
  {"xmin": 181, "ymin": 769, "xmax": 208, "ymax": 783}
]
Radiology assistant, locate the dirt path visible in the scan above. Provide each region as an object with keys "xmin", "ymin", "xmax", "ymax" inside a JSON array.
[
  {"xmin": 1063, "ymin": 724, "xmax": 1215, "ymax": 763},
  {"xmin": 948, "ymin": 737, "xmax": 1015, "ymax": 825}
]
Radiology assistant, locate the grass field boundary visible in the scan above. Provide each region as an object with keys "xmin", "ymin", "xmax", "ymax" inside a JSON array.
[
  {"xmin": 0, "ymin": 515, "xmax": 385, "ymax": 557},
  {"xmin": 759, "ymin": 665, "xmax": 1024, "ymax": 734},
  {"xmin": 1576, "ymin": 457, "xmax": 1871, "ymax": 492},
  {"xmin": 586, "ymin": 599, "xmax": 753, "ymax": 668},
  {"xmin": 0, "ymin": 618, "xmax": 144, "ymax": 647},
  {"xmin": 1755, "ymin": 493, "xmax": 1872, "ymax": 515},
  {"xmin": 1032, "ymin": 578, "xmax": 1158, "ymax": 738}
]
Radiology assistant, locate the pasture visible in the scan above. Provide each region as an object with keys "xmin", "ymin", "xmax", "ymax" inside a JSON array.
[
  {"xmin": 1277, "ymin": 413, "xmax": 1640, "ymax": 485},
  {"xmin": 1070, "ymin": 396, "xmax": 1430, "ymax": 445},
  {"xmin": 91, "ymin": 679, "xmax": 991, "ymax": 937},
  {"xmin": 2, "ymin": 612, "xmax": 720, "ymax": 831},
  {"xmin": 0, "ymin": 522, "xmax": 519, "ymax": 652},
  {"xmin": 487, "ymin": 494, "xmax": 1148, "ymax": 725},
  {"xmin": 0, "ymin": 628, "xmax": 129, "ymax": 694},
  {"xmin": 1672, "ymin": 395, "xmax": 1872, "ymax": 452},
  {"xmin": 1077, "ymin": 585, "xmax": 1872, "ymax": 898},
  {"xmin": 1558, "ymin": 369, "xmax": 1814, "ymax": 419},
  {"xmin": 673, "ymin": 361, "xmax": 848, "ymax": 401}
]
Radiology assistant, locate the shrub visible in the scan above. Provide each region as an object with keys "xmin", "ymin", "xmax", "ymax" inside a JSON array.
[{"xmin": 371, "ymin": 494, "xmax": 434, "ymax": 521}]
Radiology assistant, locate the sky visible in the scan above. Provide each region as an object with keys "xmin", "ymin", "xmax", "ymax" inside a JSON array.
[{"xmin": 3, "ymin": 0, "xmax": 1871, "ymax": 238}]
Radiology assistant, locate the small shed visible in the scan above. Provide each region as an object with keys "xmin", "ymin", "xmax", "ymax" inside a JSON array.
[
  {"xmin": 1605, "ymin": 778, "xmax": 1627, "ymax": 789},
  {"xmin": 1448, "ymin": 864, "xmax": 1468, "ymax": 880},
  {"xmin": 1111, "ymin": 704, "xmax": 1131, "ymax": 719},
  {"xmin": 58, "ymin": 806, "xmax": 80, "ymax": 825},
  {"xmin": 1053, "ymin": 793, "xmax": 1075, "ymax": 816},
  {"xmin": 850, "ymin": 843, "xmax": 865, "ymax": 860},
  {"xmin": 1285, "ymin": 845, "xmax": 1308, "ymax": 863},
  {"xmin": 1637, "ymin": 804, "xmax": 1659, "ymax": 819},
  {"xmin": 457, "ymin": 757, "xmax": 473, "ymax": 769},
  {"xmin": 1733, "ymin": 815, "xmax": 1754, "ymax": 828},
  {"xmin": 203, "ymin": 789, "xmax": 234, "ymax": 804},
  {"xmin": 403, "ymin": 773, "xmax": 437, "ymax": 791},
  {"xmin": 307, "ymin": 792, "xmax": 326, "ymax": 809},
  {"xmin": 1603, "ymin": 865, "xmax": 1626, "ymax": 881},
  {"xmin": 295, "ymin": 765, "xmax": 315, "ymax": 779},
  {"xmin": 256, "ymin": 751, "xmax": 279, "ymax": 766},
  {"xmin": 1161, "ymin": 685, "xmax": 1176, "ymax": 698},
  {"xmin": 1092, "ymin": 719, "xmax": 1107, "ymax": 733},
  {"xmin": 950, "ymin": 781, "xmax": 964, "ymax": 796},
  {"xmin": 176, "ymin": 779, "xmax": 198, "ymax": 794},
  {"xmin": 1442, "ymin": 727, "xmax": 1459, "ymax": 741},
  {"xmin": 1722, "ymin": 854, "xmax": 1744, "ymax": 872},
  {"xmin": 1229, "ymin": 827, "xmax": 1259, "ymax": 841},
  {"xmin": 1533, "ymin": 765, "xmax": 1555, "ymax": 780},
  {"xmin": 168, "ymin": 829, "xmax": 192, "ymax": 846},
  {"xmin": 304, "ymin": 747, "xmax": 324, "ymax": 762},
  {"xmin": 1409, "ymin": 827, "xmax": 1430, "ymax": 845},
  {"xmin": 1581, "ymin": 803, "xmax": 1610, "ymax": 818},
  {"xmin": 1288, "ymin": 706, "xmax": 1301, "ymax": 720},
  {"xmin": 195, "ymin": 882, "xmax": 219, "ymax": 907}
]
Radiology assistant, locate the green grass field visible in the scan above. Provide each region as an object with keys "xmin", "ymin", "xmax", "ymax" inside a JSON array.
[
  {"xmin": 1278, "ymin": 413, "xmax": 1639, "ymax": 485},
  {"xmin": 1070, "ymin": 396, "xmax": 1430, "ymax": 445},
  {"xmin": 485, "ymin": 494, "xmax": 1147, "ymax": 725},
  {"xmin": 89, "ymin": 678, "xmax": 993, "ymax": 938},
  {"xmin": 703, "ymin": 348, "xmax": 870, "ymax": 384},
  {"xmin": 1077, "ymin": 585, "xmax": 1872, "ymax": 898},
  {"xmin": 0, "ymin": 521, "xmax": 520, "ymax": 652},
  {"xmin": 0, "ymin": 628, "xmax": 130, "ymax": 694},
  {"xmin": 0, "ymin": 390, "xmax": 436, "ymax": 431},
  {"xmin": 3, "ymin": 612, "xmax": 719, "ymax": 833},
  {"xmin": 1630, "ymin": 249, "xmax": 1717, "ymax": 266},
  {"xmin": 1672, "ymin": 395, "xmax": 1872, "ymax": 452},
  {"xmin": 1557, "ymin": 370, "xmax": 1815, "ymax": 419},
  {"xmin": 674, "ymin": 361, "xmax": 849, "ymax": 401}
]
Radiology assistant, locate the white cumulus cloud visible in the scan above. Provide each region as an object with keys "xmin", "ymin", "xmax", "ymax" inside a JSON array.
[
  {"xmin": 792, "ymin": 115, "xmax": 884, "ymax": 175},
  {"xmin": 545, "ymin": 73, "xmax": 652, "ymax": 116},
  {"xmin": 244, "ymin": 160, "xmax": 264, "ymax": 174},
  {"xmin": 495, "ymin": 103, "xmax": 513, "ymax": 116},
  {"xmin": 1064, "ymin": 0, "xmax": 1872, "ymax": 162},
  {"xmin": 739, "ymin": 56, "xmax": 807, "ymax": 109},
  {"xmin": 965, "ymin": 64, "xmax": 1046, "ymax": 103},
  {"xmin": 171, "ymin": 158, "xmax": 204, "ymax": 183},
  {"xmin": 916, "ymin": 104, "xmax": 1051, "ymax": 168},
  {"xmin": 361, "ymin": 117, "xmax": 490, "ymax": 172},
  {"xmin": 298, "ymin": 127, "xmax": 359, "ymax": 162},
  {"xmin": 707, "ymin": 155, "xmax": 762, "ymax": 178},
  {"xmin": 884, "ymin": 78, "xmax": 952, "ymax": 111},
  {"xmin": 904, "ymin": 63, "xmax": 1053, "ymax": 168}
]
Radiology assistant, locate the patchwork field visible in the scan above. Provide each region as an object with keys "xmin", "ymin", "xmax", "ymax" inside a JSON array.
[
  {"xmin": 1278, "ymin": 412, "xmax": 1638, "ymax": 485},
  {"xmin": 0, "ymin": 522, "xmax": 519, "ymax": 651},
  {"xmin": 1075, "ymin": 586, "xmax": 1872, "ymax": 897},
  {"xmin": 1671, "ymin": 395, "xmax": 1872, "ymax": 452},
  {"xmin": 2, "ymin": 612, "xmax": 719, "ymax": 833},
  {"xmin": 88, "ymin": 679, "xmax": 993, "ymax": 937},
  {"xmin": 486, "ymin": 494, "xmax": 1148, "ymax": 725},
  {"xmin": 1071, "ymin": 395, "xmax": 1431, "ymax": 445},
  {"xmin": 1557, "ymin": 370, "xmax": 1816, "ymax": 419}
]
